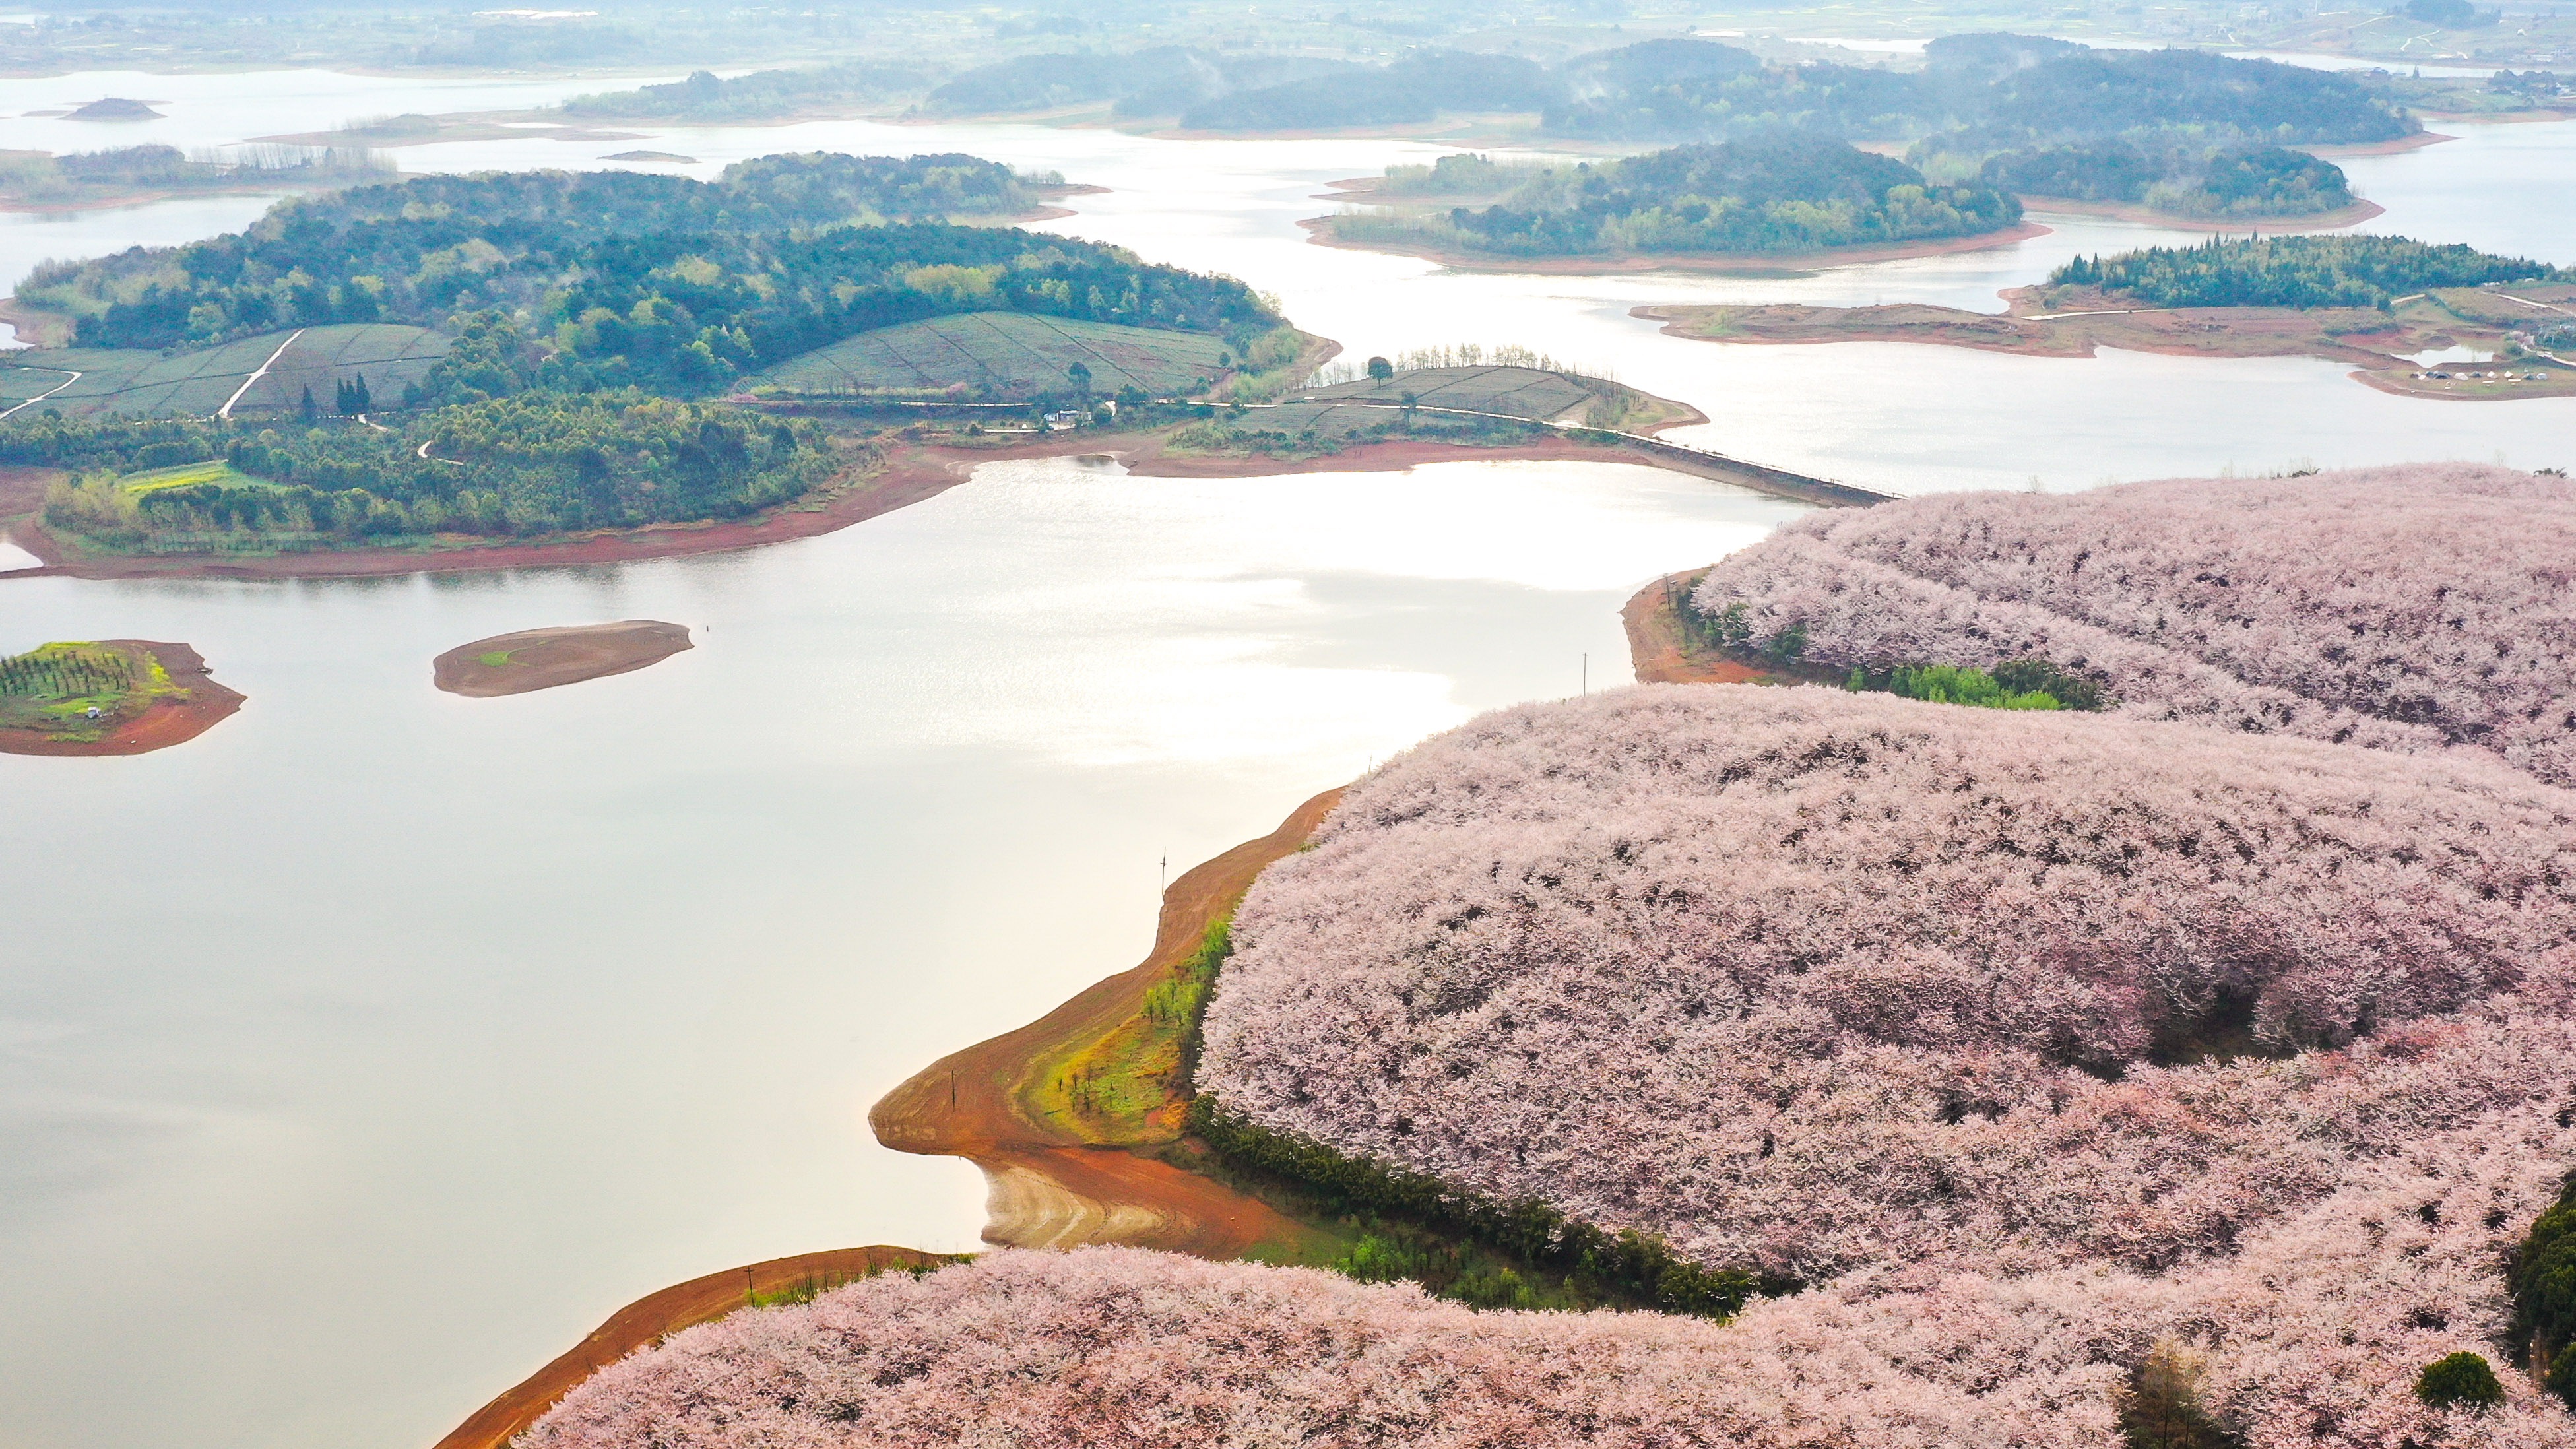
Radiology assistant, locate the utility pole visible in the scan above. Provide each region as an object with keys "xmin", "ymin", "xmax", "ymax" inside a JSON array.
[
  {"xmin": 1159, "ymin": 849, "xmax": 1167, "ymax": 897},
  {"xmin": 1582, "ymin": 652, "xmax": 1588, "ymax": 695}
]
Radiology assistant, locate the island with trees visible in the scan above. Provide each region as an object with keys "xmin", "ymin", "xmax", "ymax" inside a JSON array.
[
  {"xmin": 1638, "ymin": 233, "xmax": 2576, "ymax": 400},
  {"xmin": 1314, "ymin": 136, "xmax": 2032, "ymax": 271},
  {"xmin": 0, "ymin": 149, "xmax": 1797, "ymax": 579},
  {"xmin": 0, "ymin": 153, "xmax": 1351, "ymax": 577},
  {"xmin": 0, "ymin": 639, "xmax": 243, "ymax": 756}
]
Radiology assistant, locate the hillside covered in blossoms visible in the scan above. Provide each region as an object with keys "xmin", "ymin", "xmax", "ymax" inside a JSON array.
[
  {"xmin": 528, "ymin": 1146, "xmax": 2576, "ymax": 1448},
  {"xmin": 1186, "ymin": 686, "xmax": 2576, "ymax": 1444},
  {"xmin": 524, "ymin": 470, "xmax": 2576, "ymax": 1449},
  {"xmin": 1688, "ymin": 463, "xmax": 2576, "ymax": 786}
]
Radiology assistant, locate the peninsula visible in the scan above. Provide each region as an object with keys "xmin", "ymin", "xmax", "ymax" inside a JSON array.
[{"xmin": 1641, "ymin": 234, "xmax": 2576, "ymax": 401}]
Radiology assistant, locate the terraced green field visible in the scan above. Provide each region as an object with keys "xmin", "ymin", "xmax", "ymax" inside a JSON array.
[
  {"xmin": 750, "ymin": 312, "xmax": 1232, "ymax": 400},
  {"xmin": 0, "ymin": 324, "xmax": 449, "ymax": 420},
  {"xmin": 1289, "ymin": 366, "xmax": 1599, "ymax": 422}
]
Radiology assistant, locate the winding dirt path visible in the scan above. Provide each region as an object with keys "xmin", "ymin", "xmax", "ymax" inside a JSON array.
[{"xmin": 870, "ymin": 787, "xmax": 1345, "ymax": 1257}]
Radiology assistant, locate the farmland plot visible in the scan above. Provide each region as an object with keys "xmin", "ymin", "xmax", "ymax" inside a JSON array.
[
  {"xmin": 0, "ymin": 324, "xmax": 448, "ymax": 420},
  {"xmin": 750, "ymin": 311, "xmax": 1231, "ymax": 399},
  {"xmin": 1291, "ymin": 365, "xmax": 1598, "ymax": 422}
]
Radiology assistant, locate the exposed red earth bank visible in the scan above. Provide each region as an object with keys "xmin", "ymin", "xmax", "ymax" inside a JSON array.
[{"xmin": 870, "ymin": 787, "xmax": 1347, "ymax": 1257}]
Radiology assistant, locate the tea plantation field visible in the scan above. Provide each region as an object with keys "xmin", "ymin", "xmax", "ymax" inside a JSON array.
[
  {"xmin": 0, "ymin": 323, "xmax": 449, "ymax": 420},
  {"xmin": 749, "ymin": 311, "xmax": 1232, "ymax": 399},
  {"xmin": 1289, "ymin": 365, "xmax": 1599, "ymax": 422}
]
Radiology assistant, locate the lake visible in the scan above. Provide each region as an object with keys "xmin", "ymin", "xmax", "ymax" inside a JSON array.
[{"xmin": 2, "ymin": 65, "xmax": 2571, "ymax": 1449}]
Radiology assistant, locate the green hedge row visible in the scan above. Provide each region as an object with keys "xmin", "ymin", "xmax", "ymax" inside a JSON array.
[{"xmin": 1186, "ymin": 1095, "xmax": 1757, "ymax": 1318}]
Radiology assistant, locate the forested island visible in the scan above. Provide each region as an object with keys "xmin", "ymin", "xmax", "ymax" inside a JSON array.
[
  {"xmin": 0, "ymin": 153, "xmax": 1309, "ymax": 569},
  {"xmin": 0, "ymin": 144, "xmax": 393, "ymax": 212},
  {"xmin": 1641, "ymin": 234, "xmax": 2576, "ymax": 401},
  {"xmin": 2051, "ymin": 232, "xmax": 2564, "ymax": 308},
  {"xmin": 1319, "ymin": 137, "xmax": 2026, "ymax": 267}
]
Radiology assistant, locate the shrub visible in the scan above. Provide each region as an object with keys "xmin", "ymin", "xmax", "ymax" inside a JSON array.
[
  {"xmin": 2120, "ymin": 1343, "xmax": 2241, "ymax": 1449},
  {"xmin": 2512, "ymin": 1171, "xmax": 2576, "ymax": 1403},
  {"xmin": 2413, "ymin": 1351, "xmax": 2505, "ymax": 1411}
]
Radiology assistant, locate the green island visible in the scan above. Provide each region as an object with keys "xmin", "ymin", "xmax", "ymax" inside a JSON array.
[
  {"xmin": 0, "ymin": 641, "xmax": 179, "ymax": 740},
  {"xmin": 0, "ymin": 153, "xmax": 1349, "ymax": 568},
  {"xmin": 0, "ymin": 143, "xmax": 393, "ymax": 212},
  {"xmin": 1639, "ymin": 234, "xmax": 2576, "ymax": 402},
  {"xmin": 0, "ymin": 148, "xmax": 1774, "ymax": 574},
  {"xmin": 0, "ymin": 639, "xmax": 243, "ymax": 756},
  {"xmin": 1318, "ymin": 136, "xmax": 2028, "ymax": 268}
]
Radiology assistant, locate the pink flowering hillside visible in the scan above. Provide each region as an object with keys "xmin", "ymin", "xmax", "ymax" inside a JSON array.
[
  {"xmin": 529, "ymin": 1190, "xmax": 2576, "ymax": 1449},
  {"xmin": 1687, "ymin": 463, "xmax": 2576, "ymax": 785},
  {"xmin": 1200, "ymin": 685, "xmax": 2576, "ymax": 1287}
]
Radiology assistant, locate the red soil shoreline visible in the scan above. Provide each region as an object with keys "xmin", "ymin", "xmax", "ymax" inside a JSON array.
[
  {"xmin": 869, "ymin": 788, "xmax": 1347, "ymax": 1256},
  {"xmin": 434, "ymin": 791, "xmax": 1347, "ymax": 1449},
  {"xmin": 1299, "ymin": 215, "xmax": 2053, "ymax": 275},
  {"xmin": 0, "ymin": 639, "xmax": 243, "ymax": 756},
  {"xmin": 428, "ymin": 1245, "xmax": 958, "ymax": 1449}
]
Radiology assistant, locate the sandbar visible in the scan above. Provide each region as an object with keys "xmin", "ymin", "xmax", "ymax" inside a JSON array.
[
  {"xmin": 0, "ymin": 639, "xmax": 244, "ymax": 756},
  {"xmin": 434, "ymin": 621, "xmax": 692, "ymax": 697}
]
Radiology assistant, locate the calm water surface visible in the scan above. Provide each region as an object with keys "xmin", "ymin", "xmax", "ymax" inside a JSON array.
[
  {"xmin": 2, "ymin": 65, "xmax": 2571, "ymax": 1449},
  {"xmin": 1, "ymin": 459, "xmax": 1802, "ymax": 1449}
]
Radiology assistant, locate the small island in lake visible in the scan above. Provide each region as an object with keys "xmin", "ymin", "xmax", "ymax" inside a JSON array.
[
  {"xmin": 65, "ymin": 98, "xmax": 163, "ymax": 122},
  {"xmin": 0, "ymin": 639, "xmax": 243, "ymax": 756},
  {"xmin": 1312, "ymin": 137, "xmax": 2036, "ymax": 273},
  {"xmin": 1641, "ymin": 234, "xmax": 2576, "ymax": 401},
  {"xmin": 434, "ymin": 621, "xmax": 693, "ymax": 697}
]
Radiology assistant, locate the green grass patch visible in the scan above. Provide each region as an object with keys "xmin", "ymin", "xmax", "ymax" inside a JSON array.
[
  {"xmin": 121, "ymin": 459, "xmax": 265, "ymax": 494},
  {"xmin": 745, "ymin": 1260, "xmax": 945, "ymax": 1310},
  {"xmin": 475, "ymin": 649, "xmax": 516, "ymax": 668},
  {"xmin": 1033, "ymin": 917, "xmax": 1233, "ymax": 1140}
]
